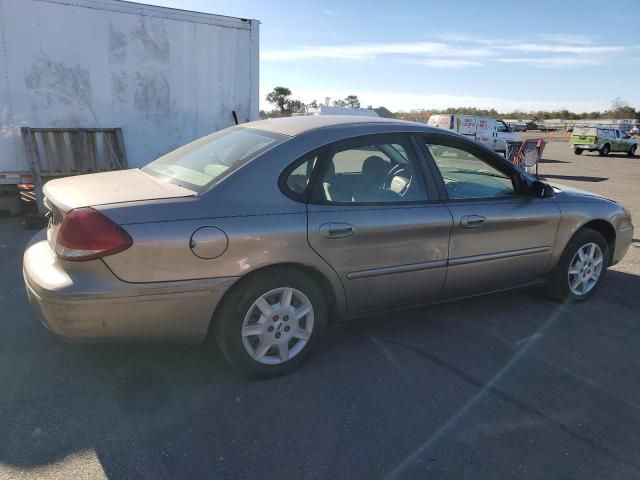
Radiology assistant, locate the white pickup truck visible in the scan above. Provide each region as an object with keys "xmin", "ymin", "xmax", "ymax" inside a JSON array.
[{"xmin": 427, "ymin": 114, "xmax": 520, "ymax": 153}]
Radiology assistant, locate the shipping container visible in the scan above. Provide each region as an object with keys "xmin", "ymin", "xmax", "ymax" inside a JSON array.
[{"xmin": 0, "ymin": 0, "xmax": 259, "ymax": 210}]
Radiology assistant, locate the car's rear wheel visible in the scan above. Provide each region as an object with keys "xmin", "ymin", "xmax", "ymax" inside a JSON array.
[
  {"xmin": 214, "ymin": 268, "xmax": 327, "ymax": 377},
  {"xmin": 628, "ymin": 145, "xmax": 637, "ymax": 157},
  {"xmin": 546, "ymin": 228, "xmax": 609, "ymax": 302},
  {"xmin": 599, "ymin": 144, "xmax": 610, "ymax": 156},
  {"xmin": 574, "ymin": 148, "xmax": 583, "ymax": 155}
]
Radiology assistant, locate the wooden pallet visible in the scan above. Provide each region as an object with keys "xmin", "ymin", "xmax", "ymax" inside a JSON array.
[{"xmin": 20, "ymin": 127, "xmax": 128, "ymax": 212}]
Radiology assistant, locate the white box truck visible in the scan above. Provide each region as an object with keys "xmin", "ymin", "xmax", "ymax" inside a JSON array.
[
  {"xmin": 0, "ymin": 0, "xmax": 259, "ymax": 213},
  {"xmin": 427, "ymin": 114, "xmax": 519, "ymax": 153}
]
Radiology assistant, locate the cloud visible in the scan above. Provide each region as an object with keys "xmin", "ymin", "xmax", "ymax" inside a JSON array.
[
  {"xmin": 539, "ymin": 34, "xmax": 593, "ymax": 45},
  {"xmin": 499, "ymin": 43, "xmax": 624, "ymax": 54},
  {"xmin": 262, "ymin": 42, "xmax": 492, "ymax": 61},
  {"xmin": 496, "ymin": 56, "xmax": 603, "ymax": 67},
  {"xmin": 262, "ymin": 33, "xmax": 632, "ymax": 69},
  {"xmin": 414, "ymin": 59, "xmax": 483, "ymax": 68}
]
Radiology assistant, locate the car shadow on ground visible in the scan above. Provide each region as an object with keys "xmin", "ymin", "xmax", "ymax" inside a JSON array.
[
  {"xmin": 539, "ymin": 159, "xmax": 570, "ymax": 164},
  {"xmin": 580, "ymin": 153, "xmax": 636, "ymax": 159},
  {"xmin": 541, "ymin": 174, "xmax": 608, "ymax": 182},
  {"xmin": 3, "ymin": 266, "xmax": 640, "ymax": 479}
]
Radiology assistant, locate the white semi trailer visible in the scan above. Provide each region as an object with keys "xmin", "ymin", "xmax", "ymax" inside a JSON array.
[{"xmin": 0, "ymin": 0, "xmax": 259, "ymax": 213}]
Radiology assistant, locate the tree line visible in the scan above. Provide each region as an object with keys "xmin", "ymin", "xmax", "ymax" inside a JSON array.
[{"xmin": 263, "ymin": 87, "xmax": 640, "ymax": 122}]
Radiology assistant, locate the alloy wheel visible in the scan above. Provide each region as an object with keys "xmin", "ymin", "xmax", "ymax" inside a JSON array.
[
  {"xmin": 241, "ymin": 287, "xmax": 314, "ymax": 365},
  {"xmin": 567, "ymin": 242, "xmax": 604, "ymax": 296}
]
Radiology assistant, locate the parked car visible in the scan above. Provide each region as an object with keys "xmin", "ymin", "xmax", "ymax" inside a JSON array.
[
  {"xmin": 630, "ymin": 126, "xmax": 639, "ymax": 135},
  {"xmin": 525, "ymin": 121, "xmax": 539, "ymax": 131},
  {"xmin": 427, "ymin": 114, "xmax": 519, "ymax": 153},
  {"xmin": 508, "ymin": 123, "xmax": 527, "ymax": 132},
  {"xmin": 23, "ymin": 116, "xmax": 634, "ymax": 377},
  {"xmin": 570, "ymin": 126, "xmax": 638, "ymax": 156}
]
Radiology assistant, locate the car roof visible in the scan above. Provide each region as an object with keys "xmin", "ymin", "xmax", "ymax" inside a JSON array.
[{"xmin": 245, "ymin": 115, "xmax": 427, "ymax": 137}]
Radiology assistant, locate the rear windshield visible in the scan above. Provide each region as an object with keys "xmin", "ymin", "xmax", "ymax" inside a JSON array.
[
  {"xmin": 143, "ymin": 127, "xmax": 287, "ymax": 193},
  {"xmin": 573, "ymin": 127, "xmax": 597, "ymax": 136}
]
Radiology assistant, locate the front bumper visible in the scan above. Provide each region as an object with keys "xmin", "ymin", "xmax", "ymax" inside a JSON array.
[
  {"xmin": 612, "ymin": 222, "xmax": 634, "ymax": 266},
  {"xmin": 23, "ymin": 231, "xmax": 236, "ymax": 342}
]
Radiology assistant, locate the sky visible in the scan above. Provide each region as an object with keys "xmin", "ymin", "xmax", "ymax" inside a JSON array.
[{"xmin": 142, "ymin": 0, "xmax": 639, "ymax": 113}]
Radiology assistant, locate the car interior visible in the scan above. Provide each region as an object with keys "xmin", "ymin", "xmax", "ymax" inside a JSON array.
[{"xmin": 319, "ymin": 143, "xmax": 423, "ymax": 203}]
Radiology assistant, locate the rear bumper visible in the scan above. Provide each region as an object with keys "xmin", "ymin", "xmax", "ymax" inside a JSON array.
[{"xmin": 23, "ymin": 231, "xmax": 237, "ymax": 342}]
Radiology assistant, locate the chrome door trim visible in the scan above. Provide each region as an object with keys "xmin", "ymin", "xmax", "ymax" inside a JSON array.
[
  {"xmin": 347, "ymin": 259, "xmax": 448, "ymax": 279},
  {"xmin": 448, "ymin": 246, "xmax": 550, "ymax": 266}
]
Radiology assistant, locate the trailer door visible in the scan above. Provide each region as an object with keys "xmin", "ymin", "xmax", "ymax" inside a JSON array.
[{"xmin": 476, "ymin": 117, "xmax": 496, "ymax": 150}]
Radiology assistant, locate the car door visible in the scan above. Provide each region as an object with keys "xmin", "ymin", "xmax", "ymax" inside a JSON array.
[
  {"xmin": 304, "ymin": 133, "xmax": 452, "ymax": 313},
  {"xmin": 475, "ymin": 117, "xmax": 495, "ymax": 150},
  {"xmin": 494, "ymin": 120, "xmax": 511, "ymax": 152},
  {"xmin": 418, "ymin": 134, "xmax": 562, "ymax": 297}
]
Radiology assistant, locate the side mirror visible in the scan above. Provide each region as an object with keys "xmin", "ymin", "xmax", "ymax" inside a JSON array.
[{"xmin": 531, "ymin": 180, "xmax": 554, "ymax": 198}]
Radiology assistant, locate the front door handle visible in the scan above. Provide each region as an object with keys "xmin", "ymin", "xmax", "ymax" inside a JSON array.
[
  {"xmin": 319, "ymin": 222, "xmax": 354, "ymax": 239},
  {"xmin": 460, "ymin": 215, "xmax": 486, "ymax": 229}
]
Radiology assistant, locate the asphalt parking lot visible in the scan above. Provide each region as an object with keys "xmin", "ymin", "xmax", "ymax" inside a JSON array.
[{"xmin": 1, "ymin": 141, "xmax": 639, "ymax": 480}]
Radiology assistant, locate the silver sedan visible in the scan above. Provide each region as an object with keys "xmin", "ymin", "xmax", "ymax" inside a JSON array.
[{"xmin": 23, "ymin": 116, "xmax": 634, "ymax": 377}]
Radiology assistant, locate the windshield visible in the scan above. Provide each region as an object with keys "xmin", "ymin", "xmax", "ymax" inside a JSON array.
[{"xmin": 143, "ymin": 127, "xmax": 287, "ymax": 193}]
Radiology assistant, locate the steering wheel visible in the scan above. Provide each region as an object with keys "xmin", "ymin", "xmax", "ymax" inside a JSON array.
[{"xmin": 386, "ymin": 164, "xmax": 413, "ymax": 196}]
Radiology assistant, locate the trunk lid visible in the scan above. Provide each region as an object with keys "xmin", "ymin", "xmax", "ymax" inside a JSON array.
[
  {"xmin": 43, "ymin": 169, "xmax": 195, "ymax": 213},
  {"xmin": 43, "ymin": 169, "xmax": 195, "ymax": 251}
]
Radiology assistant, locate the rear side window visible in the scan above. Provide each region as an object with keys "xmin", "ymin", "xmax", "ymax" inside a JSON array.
[
  {"xmin": 143, "ymin": 127, "xmax": 287, "ymax": 193},
  {"xmin": 284, "ymin": 152, "xmax": 320, "ymax": 197}
]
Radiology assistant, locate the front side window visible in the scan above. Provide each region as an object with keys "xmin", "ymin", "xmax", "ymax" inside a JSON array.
[
  {"xmin": 143, "ymin": 127, "xmax": 287, "ymax": 193},
  {"xmin": 316, "ymin": 139, "xmax": 427, "ymax": 204},
  {"xmin": 425, "ymin": 143, "xmax": 516, "ymax": 200}
]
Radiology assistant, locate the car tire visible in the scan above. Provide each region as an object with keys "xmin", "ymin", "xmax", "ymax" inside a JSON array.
[
  {"xmin": 213, "ymin": 268, "xmax": 328, "ymax": 378},
  {"xmin": 574, "ymin": 148, "xmax": 583, "ymax": 155},
  {"xmin": 628, "ymin": 145, "xmax": 637, "ymax": 157},
  {"xmin": 599, "ymin": 144, "xmax": 610, "ymax": 156},
  {"xmin": 545, "ymin": 228, "xmax": 609, "ymax": 303}
]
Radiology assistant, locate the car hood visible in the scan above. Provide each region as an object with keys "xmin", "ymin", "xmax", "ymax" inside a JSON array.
[
  {"xmin": 43, "ymin": 169, "xmax": 195, "ymax": 213},
  {"xmin": 550, "ymin": 183, "xmax": 615, "ymax": 203}
]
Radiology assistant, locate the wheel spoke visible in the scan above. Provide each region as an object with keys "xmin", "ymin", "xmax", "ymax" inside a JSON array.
[
  {"xmin": 253, "ymin": 340, "xmax": 272, "ymax": 359},
  {"xmin": 593, "ymin": 256, "xmax": 603, "ymax": 266},
  {"xmin": 278, "ymin": 342, "xmax": 290, "ymax": 361},
  {"xmin": 292, "ymin": 328, "xmax": 310, "ymax": 341},
  {"xmin": 281, "ymin": 288, "xmax": 293, "ymax": 309},
  {"xmin": 578, "ymin": 248, "xmax": 587, "ymax": 262},
  {"xmin": 570, "ymin": 275, "xmax": 582, "ymax": 291},
  {"xmin": 568, "ymin": 266, "xmax": 581, "ymax": 275},
  {"xmin": 580, "ymin": 277, "xmax": 589, "ymax": 294},
  {"xmin": 293, "ymin": 303, "xmax": 312, "ymax": 321},
  {"xmin": 242, "ymin": 324, "xmax": 264, "ymax": 337},
  {"xmin": 588, "ymin": 243, "xmax": 596, "ymax": 259},
  {"xmin": 254, "ymin": 297, "xmax": 273, "ymax": 317}
]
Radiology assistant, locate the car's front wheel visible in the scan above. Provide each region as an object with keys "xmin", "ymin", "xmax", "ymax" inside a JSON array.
[
  {"xmin": 546, "ymin": 228, "xmax": 609, "ymax": 302},
  {"xmin": 628, "ymin": 145, "xmax": 637, "ymax": 157},
  {"xmin": 214, "ymin": 268, "xmax": 327, "ymax": 377}
]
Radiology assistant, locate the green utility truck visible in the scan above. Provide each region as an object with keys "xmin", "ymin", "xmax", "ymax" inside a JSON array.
[{"xmin": 570, "ymin": 127, "xmax": 637, "ymax": 157}]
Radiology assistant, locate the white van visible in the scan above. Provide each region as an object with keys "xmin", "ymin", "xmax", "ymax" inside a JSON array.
[{"xmin": 427, "ymin": 114, "xmax": 520, "ymax": 153}]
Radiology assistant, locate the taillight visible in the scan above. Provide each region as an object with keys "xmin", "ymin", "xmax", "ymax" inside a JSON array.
[{"xmin": 56, "ymin": 207, "xmax": 132, "ymax": 261}]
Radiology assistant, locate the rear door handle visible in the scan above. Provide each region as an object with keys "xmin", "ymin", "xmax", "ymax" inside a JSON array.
[
  {"xmin": 460, "ymin": 215, "xmax": 486, "ymax": 229},
  {"xmin": 319, "ymin": 222, "xmax": 354, "ymax": 239}
]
